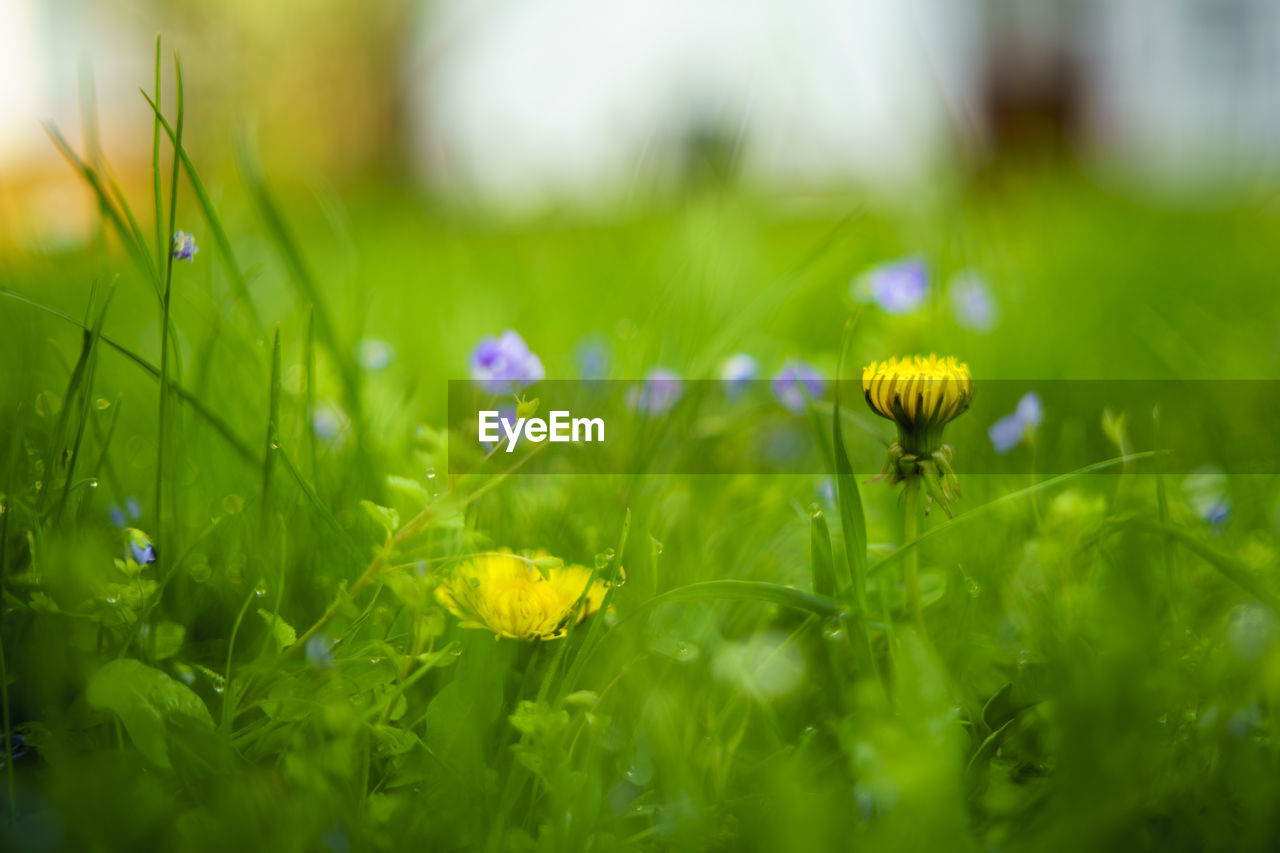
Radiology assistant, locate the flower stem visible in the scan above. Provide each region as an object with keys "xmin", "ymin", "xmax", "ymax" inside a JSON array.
[{"xmin": 903, "ymin": 476, "xmax": 925, "ymax": 633}]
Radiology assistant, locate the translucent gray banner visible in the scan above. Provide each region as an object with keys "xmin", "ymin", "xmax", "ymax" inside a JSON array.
[{"xmin": 446, "ymin": 380, "xmax": 1280, "ymax": 475}]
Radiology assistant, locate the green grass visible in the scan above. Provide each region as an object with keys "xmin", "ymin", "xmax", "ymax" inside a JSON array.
[{"xmin": 3, "ymin": 55, "xmax": 1280, "ymax": 853}]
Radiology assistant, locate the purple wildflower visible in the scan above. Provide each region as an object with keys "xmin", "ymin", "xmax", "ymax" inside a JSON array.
[
  {"xmin": 720, "ymin": 353, "xmax": 759, "ymax": 396},
  {"xmin": 627, "ymin": 368, "xmax": 683, "ymax": 416},
  {"xmin": 989, "ymin": 392, "xmax": 1043, "ymax": 454},
  {"xmin": 574, "ymin": 335, "xmax": 612, "ymax": 379},
  {"xmin": 126, "ymin": 528, "xmax": 157, "ymax": 566},
  {"xmin": 312, "ymin": 400, "xmax": 351, "ymax": 447},
  {"xmin": 857, "ymin": 258, "xmax": 928, "ymax": 314},
  {"xmin": 470, "ymin": 331, "xmax": 545, "ymax": 395},
  {"xmin": 771, "ymin": 360, "xmax": 825, "ymax": 413},
  {"xmin": 171, "ymin": 230, "xmax": 199, "ymax": 263},
  {"xmin": 948, "ymin": 270, "xmax": 999, "ymax": 332},
  {"xmin": 306, "ymin": 634, "xmax": 335, "ymax": 668},
  {"xmin": 356, "ymin": 338, "xmax": 395, "ymax": 371},
  {"xmin": 1183, "ymin": 467, "xmax": 1231, "ymax": 532}
]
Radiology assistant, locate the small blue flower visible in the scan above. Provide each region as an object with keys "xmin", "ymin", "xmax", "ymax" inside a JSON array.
[
  {"xmin": 108, "ymin": 504, "xmax": 126, "ymax": 528},
  {"xmin": 771, "ymin": 360, "xmax": 825, "ymax": 413},
  {"xmin": 989, "ymin": 392, "xmax": 1043, "ymax": 454},
  {"xmin": 1015, "ymin": 392, "xmax": 1043, "ymax": 429},
  {"xmin": 720, "ymin": 353, "xmax": 759, "ymax": 396},
  {"xmin": 574, "ymin": 334, "xmax": 612, "ymax": 379},
  {"xmin": 816, "ymin": 477, "xmax": 836, "ymax": 508},
  {"xmin": 470, "ymin": 330, "xmax": 545, "ymax": 395},
  {"xmin": 171, "ymin": 230, "xmax": 199, "ymax": 263},
  {"xmin": 856, "ymin": 258, "xmax": 928, "ymax": 314},
  {"xmin": 312, "ymin": 400, "xmax": 351, "ymax": 447},
  {"xmin": 356, "ymin": 338, "xmax": 395, "ymax": 371},
  {"xmin": 1183, "ymin": 467, "xmax": 1231, "ymax": 531},
  {"xmin": 125, "ymin": 496, "xmax": 142, "ymax": 520},
  {"xmin": 306, "ymin": 634, "xmax": 335, "ymax": 668},
  {"xmin": 627, "ymin": 368, "xmax": 683, "ymax": 416},
  {"xmin": 126, "ymin": 528, "xmax": 157, "ymax": 566},
  {"xmin": 948, "ymin": 269, "xmax": 999, "ymax": 332},
  {"xmin": 1226, "ymin": 604, "xmax": 1274, "ymax": 662}
]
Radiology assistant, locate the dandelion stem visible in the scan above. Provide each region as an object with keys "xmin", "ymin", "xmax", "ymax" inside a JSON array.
[{"xmin": 903, "ymin": 476, "xmax": 924, "ymax": 633}]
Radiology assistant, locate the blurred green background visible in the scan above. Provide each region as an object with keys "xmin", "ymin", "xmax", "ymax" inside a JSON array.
[{"xmin": 3, "ymin": 2, "xmax": 1280, "ymax": 851}]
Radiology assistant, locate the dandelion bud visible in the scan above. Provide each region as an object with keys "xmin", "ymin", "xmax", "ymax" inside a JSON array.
[{"xmin": 862, "ymin": 354, "xmax": 972, "ymax": 515}]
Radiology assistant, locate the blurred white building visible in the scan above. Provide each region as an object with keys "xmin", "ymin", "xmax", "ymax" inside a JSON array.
[
  {"xmin": 405, "ymin": 0, "xmax": 1280, "ymax": 205},
  {"xmin": 405, "ymin": 0, "xmax": 981, "ymax": 205}
]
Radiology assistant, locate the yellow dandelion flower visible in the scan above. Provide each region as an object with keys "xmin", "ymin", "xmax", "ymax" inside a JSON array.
[
  {"xmin": 435, "ymin": 550, "xmax": 609, "ymax": 641},
  {"xmin": 862, "ymin": 355, "xmax": 973, "ymax": 444}
]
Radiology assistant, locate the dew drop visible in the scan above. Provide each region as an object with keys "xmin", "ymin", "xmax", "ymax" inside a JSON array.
[
  {"xmin": 254, "ymin": 583, "xmax": 268, "ymax": 598},
  {"xmin": 965, "ymin": 578, "xmax": 980, "ymax": 597},
  {"xmin": 650, "ymin": 537, "xmax": 663, "ymax": 555},
  {"xmin": 809, "ymin": 502, "xmax": 823, "ymax": 519},
  {"xmin": 425, "ymin": 467, "xmax": 437, "ymax": 480},
  {"xmin": 89, "ymin": 479, "xmax": 99, "ymax": 489}
]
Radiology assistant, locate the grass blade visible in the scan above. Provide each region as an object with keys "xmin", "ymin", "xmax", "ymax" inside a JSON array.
[
  {"xmin": 557, "ymin": 509, "xmax": 631, "ymax": 702},
  {"xmin": 55, "ymin": 279, "xmax": 118, "ymax": 522},
  {"xmin": 0, "ymin": 288, "xmax": 259, "ymax": 467},
  {"xmin": 1107, "ymin": 518, "xmax": 1280, "ymax": 614},
  {"xmin": 810, "ymin": 508, "xmax": 836, "ymax": 598},
  {"xmin": 261, "ymin": 327, "xmax": 281, "ymax": 530},
  {"xmin": 44, "ymin": 124, "xmax": 160, "ymax": 297},
  {"xmin": 832, "ymin": 323, "xmax": 867, "ymax": 606},
  {"xmin": 619, "ymin": 580, "xmax": 842, "ymax": 622},
  {"xmin": 155, "ymin": 52, "xmax": 185, "ymax": 557},
  {"xmin": 140, "ymin": 90, "xmax": 263, "ymax": 332},
  {"xmin": 237, "ymin": 139, "xmax": 359, "ymax": 417},
  {"xmin": 870, "ymin": 451, "xmax": 1169, "ymax": 575}
]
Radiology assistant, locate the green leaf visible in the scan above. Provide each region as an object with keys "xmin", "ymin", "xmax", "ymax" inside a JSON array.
[
  {"xmin": 509, "ymin": 700, "xmax": 569, "ymax": 739},
  {"xmin": 810, "ymin": 509, "xmax": 836, "ymax": 598},
  {"xmin": 361, "ymin": 500, "xmax": 400, "ymax": 538},
  {"xmin": 386, "ymin": 475, "xmax": 430, "ymax": 505},
  {"xmin": 86, "ymin": 658, "xmax": 213, "ymax": 769},
  {"xmin": 371, "ymin": 725, "xmax": 420, "ymax": 757},
  {"xmin": 150, "ymin": 621, "xmax": 185, "ymax": 661},
  {"xmin": 257, "ymin": 609, "xmax": 297, "ymax": 647},
  {"xmin": 28, "ymin": 591, "xmax": 61, "ymax": 615}
]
